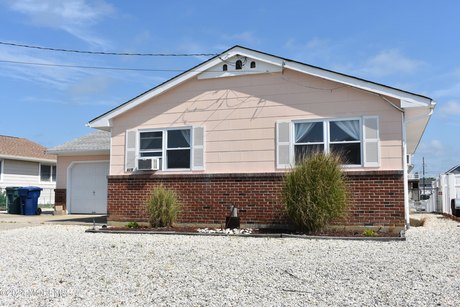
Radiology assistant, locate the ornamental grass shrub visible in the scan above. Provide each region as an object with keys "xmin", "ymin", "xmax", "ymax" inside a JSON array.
[
  {"xmin": 282, "ymin": 152, "xmax": 348, "ymax": 233},
  {"xmin": 146, "ymin": 186, "xmax": 180, "ymax": 227}
]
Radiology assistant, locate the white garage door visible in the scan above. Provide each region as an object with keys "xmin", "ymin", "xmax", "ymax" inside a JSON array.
[{"xmin": 69, "ymin": 162, "xmax": 109, "ymax": 214}]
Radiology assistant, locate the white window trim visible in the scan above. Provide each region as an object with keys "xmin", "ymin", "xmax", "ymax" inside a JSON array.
[
  {"xmin": 39, "ymin": 163, "xmax": 56, "ymax": 183},
  {"xmin": 0, "ymin": 159, "xmax": 3, "ymax": 182},
  {"xmin": 291, "ymin": 117, "xmax": 363, "ymax": 167},
  {"xmin": 138, "ymin": 126, "xmax": 193, "ymax": 171}
]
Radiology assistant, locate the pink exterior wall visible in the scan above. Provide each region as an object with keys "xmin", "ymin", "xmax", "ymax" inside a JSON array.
[
  {"xmin": 110, "ymin": 69, "xmax": 403, "ymax": 175},
  {"xmin": 56, "ymin": 154, "xmax": 110, "ymax": 189}
]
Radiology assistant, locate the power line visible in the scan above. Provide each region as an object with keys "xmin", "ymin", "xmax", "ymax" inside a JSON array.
[
  {"xmin": 0, "ymin": 58, "xmax": 277, "ymax": 74},
  {"xmin": 0, "ymin": 59, "xmax": 188, "ymax": 72},
  {"xmin": 0, "ymin": 41, "xmax": 217, "ymax": 57}
]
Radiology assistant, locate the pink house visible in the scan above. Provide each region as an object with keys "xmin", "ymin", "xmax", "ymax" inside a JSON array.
[{"xmin": 52, "ymin": 46, "xmax": 435, "ymax": 231}]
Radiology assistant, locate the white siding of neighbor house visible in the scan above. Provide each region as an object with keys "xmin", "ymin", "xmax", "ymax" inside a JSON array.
[
  {"xmin": 0, "ymin": 159, "xmax": 56, "ymax": 205},
  {"xmin": 110, "ymin": 69, "xmax": 403, "ymax": 175}
]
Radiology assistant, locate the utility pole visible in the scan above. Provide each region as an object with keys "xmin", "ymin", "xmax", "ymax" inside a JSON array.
[{"xmin": 422, "ymin": 157, "xmax": 426, "ymax": 195}]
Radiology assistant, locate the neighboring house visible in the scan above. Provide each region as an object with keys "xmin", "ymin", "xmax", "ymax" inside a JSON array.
[
  {"xmin": 54, "ymin": 46, "xmax": 435, "ymax": 231},
  {"xmin": 0, "ymin": 135, "xmax": 56, "ymax": 205},
  {"xmin": 431, "ymin": 165, "xmax": 460, "ymax": 214},
  {"xmin": 47, "ymin": 130, "xmax": 110, "ymax": 214},
  {"xmin": 446, "ymin": 165, "xmax": 460, "ymax": 174}
]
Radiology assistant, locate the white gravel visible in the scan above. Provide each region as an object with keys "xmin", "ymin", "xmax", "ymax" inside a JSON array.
[{"xmin": 0, "ymin": 214, "xmax": 459, "ymax": 306}]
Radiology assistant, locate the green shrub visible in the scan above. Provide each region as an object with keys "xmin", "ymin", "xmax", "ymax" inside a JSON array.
[
  {"xmin": 282, "ymin": 152, "xmax": 348, "ymax": 233},
  {"xmin": 362, "ymin": 229, "xmax": 377, "ymax": 237},
  {"xmin": 146, "ymin": 186, "xmax": 180, "ymax": 227},
  {"xmin": 126, "ymin": 221, "xmax": 140, "ymax": 229},
  {"xmin": 0, "ymin": 191, "xmax": 6, "ymax": 208}
]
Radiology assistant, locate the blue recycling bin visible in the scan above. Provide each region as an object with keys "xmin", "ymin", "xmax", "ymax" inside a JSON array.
[{"xmin": 18, "ymin": 186, "xmax": 42, "ymax": 215}]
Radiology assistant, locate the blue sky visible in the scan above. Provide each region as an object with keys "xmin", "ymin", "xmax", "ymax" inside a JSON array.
[{"xmin": 0, "ymin": 0, "xmax": 458, "ymax": 176}]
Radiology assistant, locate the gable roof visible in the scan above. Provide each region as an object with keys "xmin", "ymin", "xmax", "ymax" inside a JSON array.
[
  {"xmin": 87, "ymin": 45, "xmax": 435, "ymax": 154},
  {"xmin": 47, "ymin": 130, "xmax": 110, "ymax": 156},
  {"xmin": 446, "ymin": 165, "xmax": 460, "ymax": 174},
  {"xmin": 0, "ymin": 135, "xmax": 56, "ymax": 163}
]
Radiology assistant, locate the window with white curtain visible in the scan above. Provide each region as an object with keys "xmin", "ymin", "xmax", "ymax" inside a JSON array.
[
  {"xmin": 139, "ymin": 128, "xmax": 191, "ymax": 169},
  {"xmin": 294, "ymin": 119, "xmax": 362, "ymax": 165}
]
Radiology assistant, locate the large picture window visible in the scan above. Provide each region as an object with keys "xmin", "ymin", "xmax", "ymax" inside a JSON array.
[
  {"xmin": 139, "ymin": 128, "xmax": 191, "ymax": 170},
  {"xmin": 294, "ymin": 119, "xmax": 362, "ymax": 165}
]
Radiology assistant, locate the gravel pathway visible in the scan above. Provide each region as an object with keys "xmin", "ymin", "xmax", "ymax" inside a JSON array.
[{"xmin": 0, "ymin": 214, "xmax": 459, "ymax": 306}]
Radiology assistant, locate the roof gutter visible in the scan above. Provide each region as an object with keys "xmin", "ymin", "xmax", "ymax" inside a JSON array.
[{"xmin": 0, "ymin": 155, "xmax": 56, "ymax": 163}]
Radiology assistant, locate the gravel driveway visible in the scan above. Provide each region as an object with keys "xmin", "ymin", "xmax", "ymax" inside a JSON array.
[{"xmin": 0, "ymin": 214, "xmax": 459, "ymax": 306}]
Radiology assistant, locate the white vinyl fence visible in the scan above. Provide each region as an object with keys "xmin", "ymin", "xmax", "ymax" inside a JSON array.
[{"xmin": 430, "ymin": 174, "xmax": 460, "ymax": 214}]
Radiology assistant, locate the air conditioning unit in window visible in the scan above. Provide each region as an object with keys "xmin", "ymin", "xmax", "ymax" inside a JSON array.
[{"xmin": 137, "ymin": 158, "xmax": 160, "ymax": 171}]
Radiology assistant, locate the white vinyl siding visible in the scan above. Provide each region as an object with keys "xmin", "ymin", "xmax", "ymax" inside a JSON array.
[{"xmin": 2, "ymin": 160, "xmax": 39, "ymax": 185}]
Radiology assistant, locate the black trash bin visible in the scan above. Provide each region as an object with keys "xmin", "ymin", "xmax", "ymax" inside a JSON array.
[
  {"xmin": 6, "ymin": 187, "xmax": 22, "ymax": 214},
  {"xmin": 18, "ymin": 186, "xmax": 43, "ymax": 215}
]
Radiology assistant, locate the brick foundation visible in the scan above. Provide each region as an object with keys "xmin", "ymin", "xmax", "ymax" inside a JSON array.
[
  {"xmin": 54, "ymin": 189, "xmax": 66, "ymax": 210},
  {"xmin": 107, "ymin": 171, "xmax": 405, "ymax": 228}
]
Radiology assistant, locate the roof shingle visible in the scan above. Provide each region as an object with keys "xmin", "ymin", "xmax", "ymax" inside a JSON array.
[
  {"xmin": 47, "ymin": 130, "xmax": 110, "ymax": 154},
  {"xmin": 0, "ymin": 135, "xmax": 56, "ymax": 161}
]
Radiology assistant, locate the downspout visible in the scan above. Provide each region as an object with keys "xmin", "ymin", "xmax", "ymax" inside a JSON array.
[
  {"xmin": 401, "ymin": 111, "xmax": 410, "ymax": 229},
  {"xmin": 380, "ymin": 95, "xmax": 410, "ymax": 228}
]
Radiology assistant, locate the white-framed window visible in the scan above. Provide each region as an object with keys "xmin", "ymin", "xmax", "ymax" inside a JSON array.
[
  {"xmin": 139, "ymin": 128, "xmax": 192, "ymax": 170},
  {"xmin": 0, "ymin": 159, "xmax": 3, "ymax": 182},
  {"xmin": 294, "ymin": 118, "xmax": 362, "ymax": 165},
  {"xmin": 40, "ymin": 164, "xmax": 56, "ymax": 182},
  {"xmin": 277, "ymin": 116, "xmax": 379, "ymax": 168}
]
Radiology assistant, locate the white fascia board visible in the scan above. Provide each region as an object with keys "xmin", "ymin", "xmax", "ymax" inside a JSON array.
[
  {"xmin": 46, "ymin": 150, "xmax": 110, "ymax": 156},
  {"xmin": 0, "ymin": 155, "xmax": 56, "ymax": 163},
  {"xmin": 88, "ymin": 46, "xmax": 432, "ymax": 128},
  {"xmin": 284, "ymin": 62, "xmax": 432, "ymax": 107},
  {"xmin": 229, "ymin": 47, "xmax": 433, "ymax": 107},
  {"xmin": 88, "ymin": 57, "xmax": 227, "ymax": 129}
]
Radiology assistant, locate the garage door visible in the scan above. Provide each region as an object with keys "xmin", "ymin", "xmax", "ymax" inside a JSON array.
[{"xmin": 69, "ymin": 162, "xmax": 109, "ymax": 214}]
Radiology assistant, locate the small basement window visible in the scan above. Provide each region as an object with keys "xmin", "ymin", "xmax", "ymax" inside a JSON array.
[
  {"xmin": 223, "ymin": 64, "xmax": 228, "ymax": 71},
  {"xmin": 235, "ymin": 60, "xmax": 242, "ymax": 70},
  {"xmin": 250, "ymin": 61, "xmax": 256, "ymax": 68}
]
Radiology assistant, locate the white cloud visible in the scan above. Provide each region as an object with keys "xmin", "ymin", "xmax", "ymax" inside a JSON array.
[
  {"xmin": 438, "ymin": 100, "xmax": 460, "ymax": 116},
  {"xmin": 0, "ymin": 47, "xmax": 87, "ymax": 88},
  {"xmin": 4, "ymin": 0, "xmax": 114, "ymax": 46},
  {"xmin": 360, "ymin": 49, "xmax": 423, "ymax": 77}
]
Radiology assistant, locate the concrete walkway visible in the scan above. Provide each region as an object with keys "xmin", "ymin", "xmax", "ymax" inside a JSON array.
[{"xmin": 0, "ymin": 209, "xmax": 106, "ymax": 231}]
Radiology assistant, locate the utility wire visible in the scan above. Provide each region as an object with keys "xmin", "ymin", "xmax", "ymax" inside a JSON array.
[
  {"xmin": 0, "ymin": 59, "xmax": 270, "ymax": 74},
  {"xmin": 0, "ymin": 41, "xmax": 217, "ymax": 57},
  {"xmin": 0, "ymin": 59, "xmax": 187, "ymax": 72}
]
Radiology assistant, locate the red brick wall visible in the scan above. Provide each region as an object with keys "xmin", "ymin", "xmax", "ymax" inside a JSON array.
[
  {"xmin": 54, "ymin": 189, "xmax": 66, "ymax": 210},
  {"xmin": 107, "ymin": 171, "xmax": 405, "ymax": 228}
]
